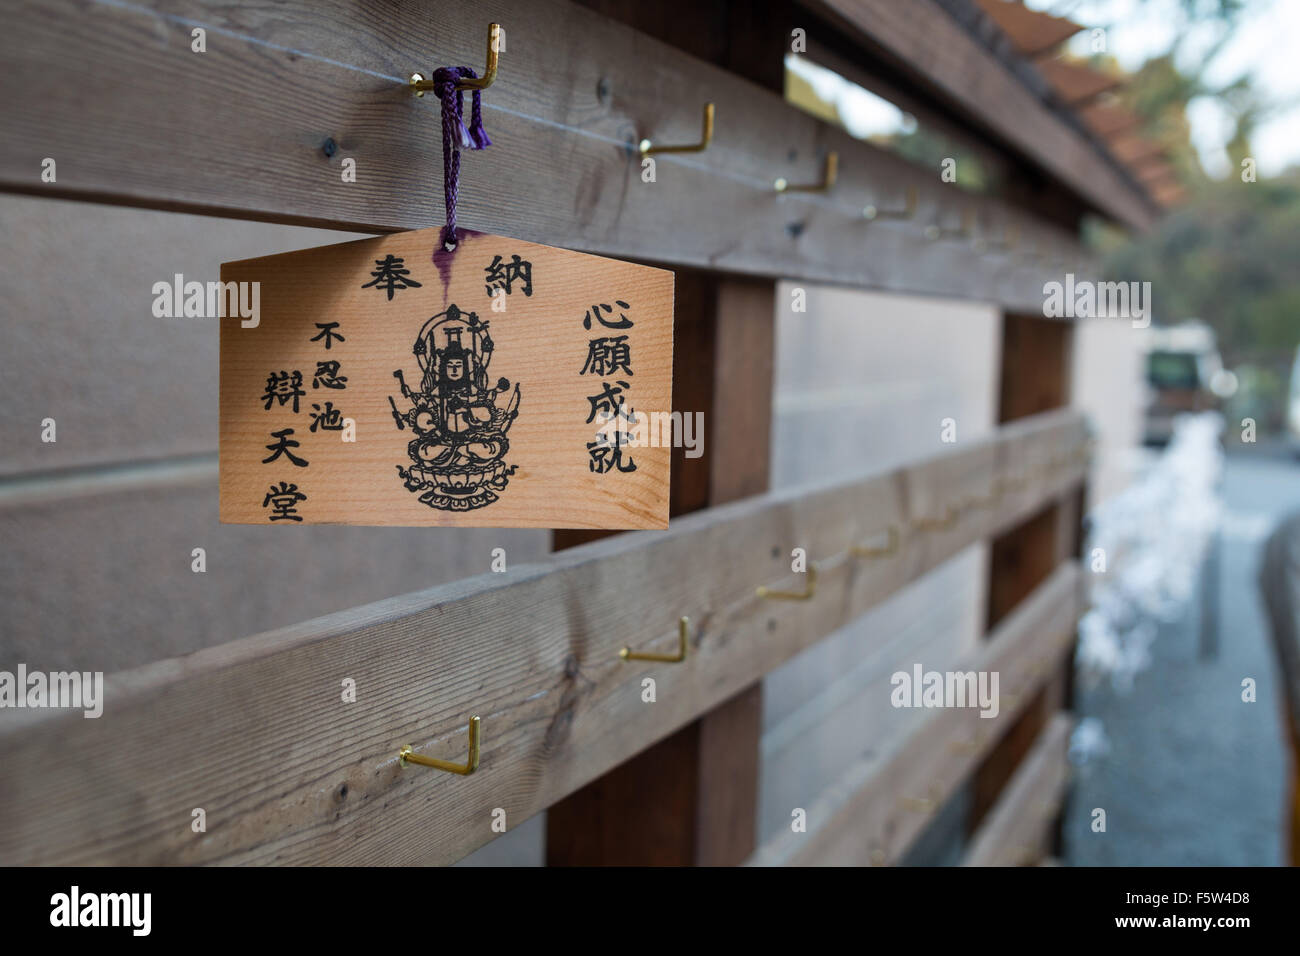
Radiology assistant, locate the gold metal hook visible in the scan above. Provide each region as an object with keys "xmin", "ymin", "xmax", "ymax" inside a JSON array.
[
  {"xmin": 851, "ymin": 525, "xmax": 900, "ymax": 559},
  {"xmin": 925, "ymin": 205, "xmax": 974, "ymax": 242},
  {"xmin": 997, "ymin": 473, "xmax": 1029, "ymax": 494},
  {"xmin": 399, "ymin": 716, "xmax": 481, "ymax": 775},
  {"xmin": 863, "ymin": 185, "xmax": 917, "ymax": 221},
  {"xmin": 640, "ymin": 103, "xmax": 714, "ymax": 156},
  {"xmin": 982, "ymin": 223, "xmax": 1019, "ymax": 254},
  {"xmin": 911, "ymin": 505, "xmax": 960, "ymax": 533},
  {"xmin": 900, "ymin": 787, "xmax": 941, "ymax": 813},
  {"xmin": 775, "ymin": 152, "xmax": 838, "ymax": 193},
  {"xmin": 757, "ymin": 563, "xmax": 818, "ymax": 600},
  {"xmin": 947, "ymin": 728, "xmax": 990, "ymax": 756},
  {"xmin": 964, "ymin": 485, "xmax": 1004, "ymax": 510},
  {"xmin": 620, "ymin": 617, "xmax": 690, "ymax": 663},
  {"xmin": 410, "ymin": 23, "xmax": 502, "ymax": 96}
]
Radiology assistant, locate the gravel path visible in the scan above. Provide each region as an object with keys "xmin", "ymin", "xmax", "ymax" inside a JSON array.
[{"xmin": 1065, "ymin": 451, "xmax": 1298, "ymax": 866}]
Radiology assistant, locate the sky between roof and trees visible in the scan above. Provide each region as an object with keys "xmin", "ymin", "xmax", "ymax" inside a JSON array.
[{"xmin": 1028, "ymin": 0, "xmax": 1300, "ymax": 178}]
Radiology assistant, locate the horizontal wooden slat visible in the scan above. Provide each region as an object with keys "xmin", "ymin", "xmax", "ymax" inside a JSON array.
[
  {"xmin": 0, "ymin": 0, "xmax": 1093, "ymax": 311},
  {"xmin": 812, "ymin": 0, "xmax": 1155, "ymax": 230},
  {"xmin": 962, "ymin": 712, "xmax": 1072, "ymax": 866},
  {"xmin": 747, "ymin": 559, "xmax": 1080, "ymax": 866},
  {"xmin": 0, "ymin": 473, "xmax": 551, "ymax": 672},
  {"xmin": 0, "ymin": 409, "xmax": 1088, "ymax": 865},
  {"xmin": 0, "ymin": 194, "xmax": 369, "ymax": 477}
]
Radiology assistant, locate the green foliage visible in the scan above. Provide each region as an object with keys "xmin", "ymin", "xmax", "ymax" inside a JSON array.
[
  {"xmin": 1090, "ymin": 0, "xmax": 1298, "ymax": 368},
  {"xmin": 1098, "ymin": 172, "xmax": 1300, "ymax": 366}
]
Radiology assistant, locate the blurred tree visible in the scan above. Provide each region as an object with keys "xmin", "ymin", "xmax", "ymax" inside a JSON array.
[
  {"xmin": 1083, "ymin": 0, "xmax": 1300, "ymax": 408},
  {"xmin": 1095, "ymin": 172, "xmax": 1300, "ymax": 364}
]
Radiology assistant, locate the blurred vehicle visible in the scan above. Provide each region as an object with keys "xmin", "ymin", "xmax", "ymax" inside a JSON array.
[
  {"xmin": 1142, "ymin": 320, "xmax": 1225, "ymax": 446},
  {"xmin": 1289, "ymin": 345, "xmax": 1300, "ymax": 454}
]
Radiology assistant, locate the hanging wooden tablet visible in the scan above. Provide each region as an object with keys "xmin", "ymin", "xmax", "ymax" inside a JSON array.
[{"xmin": 219, "ymin": 230, "xmax": 673, "ymax": 529}]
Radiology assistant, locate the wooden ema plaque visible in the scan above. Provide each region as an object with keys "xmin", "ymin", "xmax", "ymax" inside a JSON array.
[{"xmin": 219, "ymin": 229, "xmax": 674, "ymax": 528}]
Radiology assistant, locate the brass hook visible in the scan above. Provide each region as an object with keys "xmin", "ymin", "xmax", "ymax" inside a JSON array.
[
  {"xmin": 911, "ymin": 505, "xmax": 960, "ymax": 533},
  {"xmin": 399, "ymin": 716, "xmax": 481, "ymax": 775},
  {"xmin": 851, "ymin": 525, "xmax": 900, "ymax": 559},
  {"xmin": 862, "ymin": 185, "xmax": 917, "ymax": 221},
  {"xmin": 410, "ymin": 23, "xmax": 502, "ymax": 96},
  {"xmin": 925, "ymin": 205, "xmax": 974, "ymax": 242},
  {"xmin": 997, "ymin": 472, "xmax": 1029, "ymax": 494},
  {"xmin": 620, "ymin": 617, "xmax": 690, "ymax": 663},
  {"xmin": 640, "ymin": 103, "xmax": 714, "ymax": 156},
  {"xmin": 948, "ymin": 728, "xmax": 990, "ymax": 756},
  {"xmin": 982, "ymin": 223, "xmax": 1019, "ymax": 254},
  {"xmin": 964, "ymin": 485, "xmax": 1004, "ymax": 511},
  {"xmin": 900, "ymin": 787, "xmax": 941, "ymax": 813},
  {"xmin": 757, "ymin": 563, "xmax": 818, "ymax": 600},
  {"xmin": 775, "ymin": 152, "xmax": 838, "ymax": 193}
]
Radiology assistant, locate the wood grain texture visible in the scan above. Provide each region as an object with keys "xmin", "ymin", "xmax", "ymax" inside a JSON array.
[
  {"xmin": 961, "ymin": 712, "xmax": 1072, "ymax": 866},
  {"xmin": 547, "ymin": 275, "xmax": 772, "ymax": 865},
  {"xmin": 998, "ymin": 314, "xmax": 1074, "ymax": 424},
  {"xmin": 758, "ymin": 285, "xmax": 998, "ymax": 847},
  {"xmin": 747, "ymin": 560, "xmax": 1081, "ymax": 866},
  {"xmin": 0, "ymin": 0, "xmax": 1094, "ymax": 311},
  {"xmin": 0, "ymin": 473, "xmax": 549, "ymax": 672},
  {"xmin": 0, "ymin": 409, "xmax": 1086, "ymax": 865},
  {"xmin": 809, "ymin": 0, "xmax": 1155, "ymax": 230},
  {"xmin": 220, "ymin": 227, "xmax": 672, "ymax": 528},
  {"xmin": 972, "ymin": 310, "xmax": 1076, "ymax": 833},
  {"xmin": 0, "ymin": 195, "xmax": 375, "ymax": 477}
]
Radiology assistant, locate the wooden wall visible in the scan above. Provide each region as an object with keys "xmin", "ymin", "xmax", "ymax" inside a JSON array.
[
  {"xmin": 0, "ymin": 195, "xmax": 551, "ymax": 673},
  {"xmin": 761, "ymin": 283, "xmax": 998, "ymax": 845},
  {"xmin": 0, "ymin": 0, "xmax": 1124, "ymax": 868}
]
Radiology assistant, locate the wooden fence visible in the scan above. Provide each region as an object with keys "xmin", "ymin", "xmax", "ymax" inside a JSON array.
[{"xmin": 0, "ymin": 0, "xmax": 1139, "ymax": 866}]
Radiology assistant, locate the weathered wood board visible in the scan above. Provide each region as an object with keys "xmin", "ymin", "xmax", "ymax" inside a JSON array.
[
  {"xmin": 746, "ymin": 560, "xmax": 1080, "ymax": 867},
  {"xmin": 0, "ymin": 0, "xmax": 1099, "ymax": 313},
  {"xmin": 220, "ymin": 228, "xmax": 673, "ymax": 528},
  {"xmin": 0, "ymin": 410, "xmax": 1087, "ymax": 866},
  {"xmin": 962, "ymin": 713, "xmax": 1073, "ymax": 866}
]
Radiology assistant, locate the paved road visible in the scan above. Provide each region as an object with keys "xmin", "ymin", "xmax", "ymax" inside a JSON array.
[{"xmin": 1065, "ymin": 450, "xmax": 1299, "ymax": 866}]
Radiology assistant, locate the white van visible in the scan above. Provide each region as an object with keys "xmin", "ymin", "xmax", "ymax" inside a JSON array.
[{"xmin": 1142, "ymin": 321, "xmax": 1223, "ymax": 446}]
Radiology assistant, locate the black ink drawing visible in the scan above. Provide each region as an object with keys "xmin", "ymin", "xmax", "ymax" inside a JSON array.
[
  {"xmin": 262, "ymin": 428, "xmax": 308, "ymax": 467},
  {"xmin": 309, "ymin": 402, "xmax": 344, "ymax": 432},
  {"xmin": 312, "ymin": 360, "xmax": 347, "ymax": 390},
  {"xmin": 587, "ymin": 430, "xmax": 638, "ymax": 473},
  {"xmin": 311, "ymin": 322, "xmax": 345, "ymax": 349},
  {"xmin": 582, "ymin": 300, "xmax": 633, "ymax": 330},
  {"xmin": 261, "ymin": 369, "xmax": 305, "ymax": 412},
  {"xmin": 262, "ymin": 481, "xmax": 307, "ymax": 521},
  {"xmin": 362, "ymin": 254, "xmax": 423, "ymax": 300},
  {"xmin": 585, "ymin": 380, "xmax": 631, "ymax": 424},
  {"xmin": 389, "ymin": 304, "xmax": 521, "ymax": 511},
  {"xmin": 581, "ymin": 336, "xmax": 633, "ymax": 377},
  {"xmin": 484, "ymin": 254, "xmax": 533, "ymax": 298}
]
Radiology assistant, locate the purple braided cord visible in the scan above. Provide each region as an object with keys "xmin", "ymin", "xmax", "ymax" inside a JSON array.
[{"xmin": 432, "ymin": 66, "xmax": 491, "ymax": 251}]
